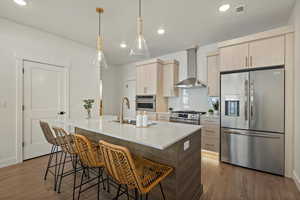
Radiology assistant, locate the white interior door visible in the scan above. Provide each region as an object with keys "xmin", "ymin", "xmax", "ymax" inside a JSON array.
[
  {"xmin": 122, "ymin": 80, "xmax": 136, "ymax": 119},
  {"xmin": 23, "ymin": 61, "xmax": 67, "ymax": 160}
]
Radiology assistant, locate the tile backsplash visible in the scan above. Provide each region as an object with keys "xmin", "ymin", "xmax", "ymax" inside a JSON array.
[{"xmin": 168, "ymin": 88, "xmax": 210, "ymax": 112}]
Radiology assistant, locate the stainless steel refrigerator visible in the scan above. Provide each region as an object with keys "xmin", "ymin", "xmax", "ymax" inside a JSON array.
[{"xmin": 220, "ymin": 67, "xmax": 285, "ymax": 175}]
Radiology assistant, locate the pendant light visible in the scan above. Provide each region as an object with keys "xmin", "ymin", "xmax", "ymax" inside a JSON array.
[
  {"xmin": 92, "ymin": 8, "xmax": 108, "ymax": 69},
  {"xmin": 130, "ymin": 0, "xmax": 150, "ymax": 58}
]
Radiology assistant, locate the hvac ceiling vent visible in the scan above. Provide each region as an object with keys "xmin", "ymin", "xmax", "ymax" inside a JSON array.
[{"xmin": 236, "ymin": 5, "xmax": 245, "ymax": 13}]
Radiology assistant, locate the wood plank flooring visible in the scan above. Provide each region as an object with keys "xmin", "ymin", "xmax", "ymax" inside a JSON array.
[{"xmin": 0, "ymin": 154, "xmax": 299, "ymax": 200}]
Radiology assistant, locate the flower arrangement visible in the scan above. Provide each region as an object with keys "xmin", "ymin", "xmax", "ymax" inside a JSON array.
[{"xmin": 83, "ymin": 99, "xmax": 95, "ymax": 119}]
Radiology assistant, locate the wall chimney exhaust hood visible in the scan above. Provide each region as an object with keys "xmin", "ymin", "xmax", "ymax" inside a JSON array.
[{"xmin": 176, "ymin": 47, "xmax": 207, "ymax": 88}]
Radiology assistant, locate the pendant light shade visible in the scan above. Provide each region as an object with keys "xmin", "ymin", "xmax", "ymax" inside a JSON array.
[
  {"xmin": 130, "ymin": 0, "xmax": 150, "ymax": 58},
  {"xmin": 92, "ymin": 8, "xmax": 108, "ymax": 69}
]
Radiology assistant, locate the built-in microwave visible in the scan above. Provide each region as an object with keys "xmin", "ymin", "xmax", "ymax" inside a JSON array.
[{"xmin": 136, "ymin": 95, "xmax": 156, "ymax": 112}]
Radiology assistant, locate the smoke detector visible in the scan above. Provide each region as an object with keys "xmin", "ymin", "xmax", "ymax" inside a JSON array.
[{"xmin": 236, "ymin": 5, "xmax": 245, "ymax": 14}]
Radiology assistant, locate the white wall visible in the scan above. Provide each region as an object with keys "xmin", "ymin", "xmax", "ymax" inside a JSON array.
[
  {"xmin": 0, "ymin": 18, "xmax": 119, "ymax": 167},
  {"xmin": 289, "ymin": 0, "xmax": 300, "ymax": 190},
  {"xmin": 118, "ymin": 44, "xmax": 218, "ymax": 112}
]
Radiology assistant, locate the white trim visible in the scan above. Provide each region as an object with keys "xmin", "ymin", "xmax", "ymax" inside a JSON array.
[
  {"xmin": 15, "ymin": 54, "xmax": 70, "ymax": 163},
  {"xmin": 218, "ymin": 26, "xmax": 294, "ymax": 48},
  {"xmin": 0, "ymin": 157, "xmax": 17, "ymax": 168},
  {"xmin": 293, "ymin": 171, "xmax": 300, "ymax": 192}
]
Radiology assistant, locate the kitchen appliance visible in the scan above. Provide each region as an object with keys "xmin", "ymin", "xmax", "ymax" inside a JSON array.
[
  {"xmin": 220, "ymin": 67, "xmax": 285, "ymax": 175},
  {"xmin": 170, "ymin": 111, "xmax": 206, "ymax": 125},
  {"xmin": 175, "ymin": 47, "xmax": 207, "ymax": 88},
  {"xmin": 136, "ymin": 95, "xmax": 156, "ymax": 112}
]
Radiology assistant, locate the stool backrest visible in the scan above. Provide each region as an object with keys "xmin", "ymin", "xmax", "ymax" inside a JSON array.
[
  {"xmin": 73, "ymin": 134, "xmax": 102, "ymax": 167},
  {"xmin": 52, "ymin": 127, "xmax": 76, "ymax": 154},
  {"xmin": 39, "ymin": 121, "xmax": 56, "ymax": 145},
  {"xmin": 99, "ymin": 140, "xmax": 142, "ymax": 191}
]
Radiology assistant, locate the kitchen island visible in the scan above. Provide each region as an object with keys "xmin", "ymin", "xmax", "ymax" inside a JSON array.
[{"xmin": 52, "ymin": 116, "xmax": 203, "ymax": 200}]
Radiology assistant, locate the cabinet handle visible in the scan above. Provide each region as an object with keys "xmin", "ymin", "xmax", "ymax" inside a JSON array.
[
  {"xmin": 245, "ymin": 56, "xmax": 248, "ymax": 67},
  {"xmin": 250, "ymin": 56, "xmax": 253, "ymax": 67}
]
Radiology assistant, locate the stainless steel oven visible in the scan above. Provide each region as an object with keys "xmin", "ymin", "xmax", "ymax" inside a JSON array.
[{"xmin": 136, "ymin": 95, "xmax": 156, "ymax": 112}]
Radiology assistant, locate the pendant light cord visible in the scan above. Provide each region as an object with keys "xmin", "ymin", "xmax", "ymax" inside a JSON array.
[
  {"xmin": 139, "ymin": 0, "xmax": 141, "ymax": 17},
  {"xmin": 98, "ymin": 12, "xmax": 101, "ymax": 36}
]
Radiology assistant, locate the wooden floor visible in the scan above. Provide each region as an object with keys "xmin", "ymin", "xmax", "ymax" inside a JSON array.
[{"xmin": 0, "ymin": 154, "xmax": 299, "ymax": 200}]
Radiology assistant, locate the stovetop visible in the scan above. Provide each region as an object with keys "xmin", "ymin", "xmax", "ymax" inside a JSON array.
[
  {"xmin": 169, "ymin": 110, "xmax": 206, "ymax": 125},
  {"xmin": 172, "ymin": 110, "xmax": 206, "ymax": 115}
]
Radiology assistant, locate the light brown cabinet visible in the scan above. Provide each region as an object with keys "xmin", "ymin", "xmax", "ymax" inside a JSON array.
[
  {"xmin": 201, "ymin": 116, "xmax": 220, "ymax": 153},
  {"xmin": 136, "ymin": 59, "xmax": 163, "ymax": 95},
  {"xmin": 220, "ymin": 43, "xmax": 249, "ymax": 72},
  {"xmin": 249, "ymin": 36, "xmax": 285, "ymax": 68},
  {"xmin": 207, "ymin": 53, "xmax": 220, "ymax": 97},
  {"xmin": 220, "ymin": 36, "xmax": 285, "ymax": 72},
  {"xmin": 163, "ymin": 60, "xmax": 179, "ymax": 97}
]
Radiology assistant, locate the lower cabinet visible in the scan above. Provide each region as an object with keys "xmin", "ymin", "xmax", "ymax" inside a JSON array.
[{"xmin": 201, "ymin": 116, "xmax": 220, "ymax": 153}]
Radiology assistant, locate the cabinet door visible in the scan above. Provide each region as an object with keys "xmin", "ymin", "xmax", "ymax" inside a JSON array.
[
  {"xmin": 207, "ymin": 55, "xmax": 219, "ymax": 97},
  {"xmin": 144, "ymin": 63, "xmax": 158, "ymax": 95},
  {"xmin": 163, "ymin": 62, "xmax": 179, "ymax": 97},
  {"xmin": 249, "ymin": 36, "xmax": 285, "ymax": 68},
  {"xmin": 136, "ymin": 66, "xmax": 146, "ymax": 95},
  {"xmin": 220, "ymin": 43, "xmax": 249, "ymax": 71}
]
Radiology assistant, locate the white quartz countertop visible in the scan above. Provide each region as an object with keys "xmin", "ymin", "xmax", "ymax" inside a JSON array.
[{"xmin": 47, "ymin": 116, "xmax": 202, "ymax": 150}]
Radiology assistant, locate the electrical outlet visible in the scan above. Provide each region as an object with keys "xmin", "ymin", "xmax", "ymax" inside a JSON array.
[{"xmin": 184, "ymin": 140, "xmax": 190, "ymax": 151}]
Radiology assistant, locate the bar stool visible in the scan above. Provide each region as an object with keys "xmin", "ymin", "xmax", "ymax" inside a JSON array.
[
  {"xmin": 52, "ymin": 127, "xmax": 79, "ymax": 199},
  {"xmin": 39, "ymin": 121, "xmax": 60, "ymax": 190},
  {"xmin": 73, "ymin": 134, "xmax": 106, "ymax": 200},
  {"xmin": 99, "ymin": 140, "xmax": 173, "ymax": 200}
]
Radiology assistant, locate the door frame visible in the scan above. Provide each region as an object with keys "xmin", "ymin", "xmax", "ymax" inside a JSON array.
[{"xmin": 16, "ymin": 56, "xmax": 70, "ymax": 163}]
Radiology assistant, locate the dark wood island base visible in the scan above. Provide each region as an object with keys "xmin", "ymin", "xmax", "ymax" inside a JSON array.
[{"xmin": 75, "ymin": 127, "xmax": 203, "ymax": 200}]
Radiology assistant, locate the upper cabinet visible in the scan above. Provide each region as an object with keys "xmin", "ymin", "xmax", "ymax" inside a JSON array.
[
  {"xmin": 163, "ymin": 60, "xmax": 179, "ymax": 97},
  {"xmin": 136, "ymin": 59, "xmax": 163, "ymax": 95},
  {"xmin": 220, "ymin": 43, "xmax": 249, "ymax": 72},
  {"xmin": 249, "ymin": 36, "xmax": 285, "ymax": 68},
  {"xmin": 219, "ymin": 27, "xmax": 290, "ymax": 72},
  {"xmin": 207, "ymin": 53, "xmax": 219, "ymax": 97}
]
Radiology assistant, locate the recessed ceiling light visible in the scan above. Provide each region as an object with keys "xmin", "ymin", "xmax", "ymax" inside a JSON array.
[
  {"xmin": 219, "ymin": 4, "xmax": 230, "ymax": 12},
  {"xmin": 14, "ymin": 0, "xmax": 27, "ymax": 6},
  {"xmin": 157, "ymin": 28, "xmax": 165, "ymax": 35},
  {"xmin": 120, "ymin": 42, "xmax": 127, "ymax": 48}
]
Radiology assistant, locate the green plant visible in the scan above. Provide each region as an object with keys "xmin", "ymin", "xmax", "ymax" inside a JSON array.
[
  {"xmin": 212, "ymin": 100, "xmax": 219, "ymax": 111},
  {"xmin": 208, "ymin": 109, "xmax": 214, "ymax": 113},
  {"xmin": 83, "ymin": 99, "xmax": 95, "ymax": 117}
]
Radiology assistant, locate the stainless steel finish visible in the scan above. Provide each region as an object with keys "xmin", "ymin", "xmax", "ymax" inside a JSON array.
[
  {"xmin": 136, "ymin": 95, "xmax": 156, "ymax": 112},
  {"xmin": 120, "ymin": 97, "xmax": 130, "ymax": 124},
  {"xmin": 170, "ymin": 111, "xmax": 204, "ymax": 125},
  {"xmin": 221, "ymin": 72, "xmax": 249, "ymax": 129},
  {"xmin": 176, "ymin": 47, "xmax": 207, "ymax": 88},
  {"xmin": 249, "ymin": 69, "xmax": 284, "ymax": 133},
  {"xmin": 221, "ymin": 128, "xmax": 284, "ymax": 175}
]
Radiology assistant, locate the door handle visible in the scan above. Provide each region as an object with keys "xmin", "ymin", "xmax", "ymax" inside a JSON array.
[
  {"xmin": 250, "ymin": 56, "xmax": 253, "ymax": 67},
  {"xmin": 223, "ymin": 130, "xmax": 280, "ymax": 139},
  {"xmin": 245, "ymin": 56, "xmax": 248, "ymax": 67},
  {"xmin": 244, "ymin": 80, "xmax": 248, "ymax": 121}
]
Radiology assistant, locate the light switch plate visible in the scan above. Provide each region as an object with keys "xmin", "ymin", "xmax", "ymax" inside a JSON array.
[{"xmin": 184, "ymin": 140, "xmax": 190, "ymax": 151}]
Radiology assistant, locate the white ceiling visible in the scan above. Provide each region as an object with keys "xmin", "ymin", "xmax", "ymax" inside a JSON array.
[{"xmin": 0, "ymin": 0, "xmax": 295, "ymax": 65}]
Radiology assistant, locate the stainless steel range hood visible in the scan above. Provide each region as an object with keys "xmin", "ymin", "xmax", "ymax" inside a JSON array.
[{"xmin": 176, "ymin": 47, "xmax": 207, "ymax": 88}]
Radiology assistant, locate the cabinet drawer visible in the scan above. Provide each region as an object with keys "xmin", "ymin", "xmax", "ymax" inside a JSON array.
[
  {"xmin": 157, "ymin": 113, "xmax": 170, "ymax": 121},
  {"xmin": 202, "ymin": 126, "xmax": 220, "ymax": 138},
  {"xmin": 201, "ymin": 117, "xmax": 219, "ymax": 125},
  {"xmin": 201, "ymin": 136, "xmax": 219, "ymax": 152}
]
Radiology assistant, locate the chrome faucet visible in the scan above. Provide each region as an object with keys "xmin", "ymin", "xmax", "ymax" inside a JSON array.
[{"xmin": 120, "ymin": 97, "xmax": 130, "ymax": 123}]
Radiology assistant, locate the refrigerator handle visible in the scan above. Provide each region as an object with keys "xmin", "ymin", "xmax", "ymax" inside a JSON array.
[
  {"xmin": 244, "ymin": 80, "xmax": 248, "ymax": 121},
  {"xmin": 250, "ymin": 81, "xmax": 254, "ymax": 120}
]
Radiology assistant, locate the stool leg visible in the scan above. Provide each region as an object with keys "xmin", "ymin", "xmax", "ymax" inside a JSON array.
[
  {"xmin": 159, "ymin": 183, "xmax": 166, "ymax": 200},
  {"xmin": 135, "ymin": 189, "xmax": 139, "ymax": 200},
  {"xmin": 126, "ymin": 185, "xmax": 129, "ymax": 200},
  {"xmin": 146, "ymin": 193, "xmax": 148, "ymax": 200},
  {"xmin": 54, "ymin": 146, "xmax": 59, "ymax": 191},
  {"xmin": 97, "ymin": 168, "xmax": 101, "ymax": 200},
  {"xmin": 44, "ymin": 145, "xmax": 55, "ymax": 180},
  {"xmin": 78, "ymin": 167, "xmax": 86, "ymax": 200},
  {"xmin": 73, "ymin": 155, "xmax": 78, "ymax": 200},
  {"xmin": 58, "ymin": 152, "xmax": 67, "ymax": 193}
]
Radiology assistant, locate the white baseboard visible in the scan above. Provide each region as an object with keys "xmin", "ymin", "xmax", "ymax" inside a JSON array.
[
  {"xmin": 293, "ymin": 171, "xmax": 300, "ymax": 192},
  {"xmin": 0, "ymin": 157, "xmax": 17, "ymax": 168}
]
